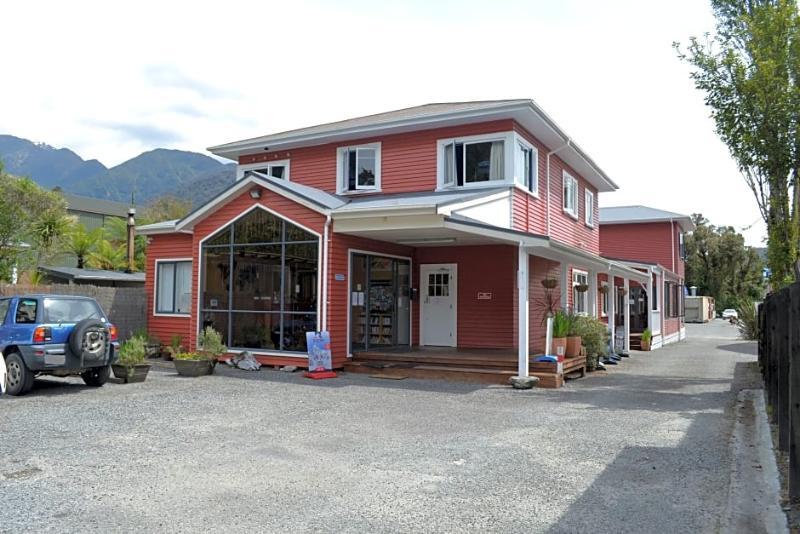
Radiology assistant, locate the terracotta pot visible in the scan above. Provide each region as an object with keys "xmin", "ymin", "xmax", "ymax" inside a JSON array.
[
  {"xmin": 174, "ymin": 359, "xmax": 215, "ymax": 377},
  {"xmin": 552, "ymin": 337, "xmax": 567, "ymax": 360},
  {"xmin": 641, "ymin": 340, "xmax": 651, "ymax": 351},
  {"xmin": 565, "ymin": 336, "xmax": 582, "ymax": 357},
  {"xmin": 111, "ymin": 363, "xmax": 151, "ymax": 383}
]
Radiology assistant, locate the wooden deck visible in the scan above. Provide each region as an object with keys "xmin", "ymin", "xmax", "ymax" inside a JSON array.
[{"xmin": 343, "ymin": 347, "xmax": 586, "ymax": 388}]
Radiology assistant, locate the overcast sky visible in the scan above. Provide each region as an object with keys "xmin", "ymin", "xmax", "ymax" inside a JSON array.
[{"xmin": 0, "ymin": 0, "xmax": 765, "ymax": 245}]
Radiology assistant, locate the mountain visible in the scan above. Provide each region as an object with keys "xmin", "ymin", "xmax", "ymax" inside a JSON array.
[
  {"xmin": 0, "ymin": 135, "xmax": 237, "ymax": 206},
  {"xmin": 0, "ymin": 135, "xmax": 108, "ymax": 189}
]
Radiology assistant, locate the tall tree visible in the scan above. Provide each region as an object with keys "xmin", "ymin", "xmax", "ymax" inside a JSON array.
[
  {"xmin": 685, "ymin": 213, "xmax": 765, "ymax": 309},
  {"xmin": 141, "ymin": 196, "xmax": 192, "ymax": 224},
  {"xmin": 676, "ymin": 0, "xmax": 800, "ymax": 288}
]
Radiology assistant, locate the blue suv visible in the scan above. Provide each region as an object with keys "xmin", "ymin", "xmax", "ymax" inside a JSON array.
[{"xmin": 1, "ymin": 295, "xmax": 119, "ymax": 396}]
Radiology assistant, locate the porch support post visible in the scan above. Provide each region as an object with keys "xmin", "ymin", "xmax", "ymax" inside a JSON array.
[
  {"xmin": 588, "ymin": 270, "xmax": 598, "ymax": 318},
  {"xmin": 560, "ymin": 262, "xmax": 569, "ymax": 310},
  {"xmin": 517, "ymin": 245, "xmax": 529, "ymax": 378},
  {"xmin": 608, "ymin": 272, "xmax": 616, "ymax": 353},
  {"xmin": 624, "ymin": 277, "xmax": 631, "ymax": 354},
  {"xmin": 645, "ymin": 269, "xmax": 652, "ymax": 334},
  {"xmin": 511, "ymin": 245, "xmax": 538, "ymax": 389}
]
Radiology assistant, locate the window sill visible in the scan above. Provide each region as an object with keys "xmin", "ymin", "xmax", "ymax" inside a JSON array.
[
  {"xmin": 584, "ymin": 222, "xmax": 595, "ymax": 229},
  {"xmin": 513, "ymin": 183, "xmax": 540, "ymax": 199},
  {"xmin": 563, "ymin": 208, "xmax": 578, "ymax": 221},
  {"xmin": 153, "ymin": 312, "xmax": 191, "ymax": 318},
  {"xmin": 337, "ymin": 189, "xmax": 381, "ymax": 196}
]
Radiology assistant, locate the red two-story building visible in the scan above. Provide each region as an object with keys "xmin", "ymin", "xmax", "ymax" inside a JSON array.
[
  {"xmin": 599, "ymin": 206, "xmax": 694, "ymax": 350},
  {"xmin": 140, "ymin": 100, "xmax": 654, "ymax": 385}
]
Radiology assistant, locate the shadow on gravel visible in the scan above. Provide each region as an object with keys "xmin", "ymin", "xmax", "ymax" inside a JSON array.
[
  {"xmin": 209, "ymin": 365, "xmax": 489, "ymax": 395},
  {"xmin": 718, "ymin": 342, "xmax": 758, "ymax": 355},
  {"xmin": 16, "ymin": 378, "xmax": 94, "ymax": 397}
]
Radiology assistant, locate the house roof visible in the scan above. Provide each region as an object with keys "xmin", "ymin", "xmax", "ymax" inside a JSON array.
[
  {"xmin": 61, "ymin": 192, "xmax": 131, "ymax": 218},
  {"xmin": 599, "ymin": 205, "xmax": 695, "ymax": 232},
  {"xmin": 39, "ymin": 266, "xmax": 145, "ymax": 283},
  {"xmin": 335, "ymin": 186, "xmax": 510, "ymax": 213},
  {"xmin": 207, "ymin": 99, "xmax": 619, "ymax": 193}
]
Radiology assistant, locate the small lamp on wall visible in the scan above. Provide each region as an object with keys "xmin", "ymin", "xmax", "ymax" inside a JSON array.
[{"xmin": 250, "ymin": 188, "xmax": 262, "ymax": 199}]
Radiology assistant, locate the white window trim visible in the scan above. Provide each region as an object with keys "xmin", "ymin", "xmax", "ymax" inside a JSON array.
[
  {"xmin": 514, "ymin": 135, "xmax": 540, "ymax": 198},
  {"xmin": 600, "ymin": 281, "xmax": 609, "ymax": 317},
  {"xmin": 652, "ymin": 274, "xmax": 661, "ymax": 312},
  {"xmin": 336, "ymin": 142, "xmax": 382, "ymax": 195},
  {"xmin": 572, "ymin": 268, "xmax": 589, "ymax": 316},
  {"xmin": 154, "ymin": 258, "xmax": 193, "ymax": 317},
  {"xmin": 436, "ymin": 132, "xmax": 515, "ymax": 190},
  {"xmin": 236, "ymin": 159, "xmax": 291, "ymax": 181},
  {"xmin": 584, "ymin": 189, "xmax": 595, "ymax": 228},
  {"xmin": 563, "ymin": 171, "xmax": 578, "ymax": 220}
]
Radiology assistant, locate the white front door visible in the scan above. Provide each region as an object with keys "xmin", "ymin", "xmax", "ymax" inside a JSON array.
[{"xmin": 420, "ymin": 264, "xmax": 457, "ymax": 347}]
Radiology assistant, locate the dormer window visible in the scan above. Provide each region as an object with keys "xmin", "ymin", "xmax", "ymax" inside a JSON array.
[{"xmin": 337, "ymin": 142, "xmax": 381, "ymax": 193}]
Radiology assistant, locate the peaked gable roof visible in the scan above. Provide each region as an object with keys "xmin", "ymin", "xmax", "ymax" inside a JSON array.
[{"xmin": 599, "ymin": 205, "xmax": 695, "ymax": 232}]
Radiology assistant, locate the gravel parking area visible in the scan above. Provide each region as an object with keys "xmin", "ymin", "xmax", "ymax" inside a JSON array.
[{"xmin": 1, "ymin": 321, "xmax": 758, "ymax": 533}]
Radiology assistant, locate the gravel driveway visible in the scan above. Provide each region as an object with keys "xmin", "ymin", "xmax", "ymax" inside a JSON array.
[{"xmin": 0, "ymin": 321, "xmax": 758, "ymax": 533}]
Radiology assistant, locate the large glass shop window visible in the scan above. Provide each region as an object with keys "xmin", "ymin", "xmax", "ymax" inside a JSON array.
[{"xmin": 200, "ymin": 208, "xmax": 318, "ymax": 353}]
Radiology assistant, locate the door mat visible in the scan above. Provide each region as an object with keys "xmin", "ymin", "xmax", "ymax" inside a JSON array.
[{"xmin": 369, "ymin": 373, "xmax": 408, "ymax": 380}]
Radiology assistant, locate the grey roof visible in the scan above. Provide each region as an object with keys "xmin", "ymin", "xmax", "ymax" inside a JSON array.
[
  {"xmin": 209, "ymin": 100, "xmax": 530, "ymax": 153},
  {"xmin": 335, "ymin": 186, "xmax": 510, "ymax": 212},
  {"xmin": 39, "ymin": 266, "xmax": 145, "ymax": 283},
  {"xmin": 250, "ymin": 172, "xmax": 348, "ymax": 210},
  {"xmin": 599, "ymin": 205, "xmax": 695, "ymax": 231},
  {"xmin": 137, "ymin": 219, "xmax": 178, "ymax": 232},
  {"xmin": 61, "ymin": 192, "xmax": 131, "ymax": 218}
]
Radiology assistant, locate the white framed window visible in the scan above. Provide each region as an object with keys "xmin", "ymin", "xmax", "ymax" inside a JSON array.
[
  {"xmin": 236, "ymin": 159, "xmax": 290, "ymax": 180},
  {"xmin": 438, "ymin": 132, "xmax": 516, "ymax": 189},
  {"xmin": 572, "ymin": 269, "xmax": 588, "ymax": 315},
  {"xmin": 584, "ymin": 189, "xmax": 594, "ymax": 227},
  {"xmin": 156, "ymin": 260, "xmax": 192, "ymax": 315},
  {"xmin": 600, "ymin": 281, "xmax": 609, "ymax": 317},
  {"xmin": 515, "ymin": 139, "xmax": 539, "ymax": 195},
  {"xmin": 337, "ymin": 142, "xmax": 381, "ymax": 193},
  {"xmin": 563, "ymin": 171, "xmax": 578, "ymax": 219}
]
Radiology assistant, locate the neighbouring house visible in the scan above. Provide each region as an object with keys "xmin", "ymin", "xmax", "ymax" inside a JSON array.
[
  {"xmin": 38, "ymin": 266, "xmax": 145, "ymax": 288},
  {"xmin": 140, "ymin": 99, "xmax": 660, "ymax": 386},
  {"xmin": 599, "ymin": 205, "xmax": 695, "ymax": 350}
]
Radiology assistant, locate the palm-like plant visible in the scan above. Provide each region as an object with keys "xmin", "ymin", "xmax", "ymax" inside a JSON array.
[
  {"xmin": 87, "ymin": 240, "xmax": 127, "ymax": 271},
  {"xmin": 64, "ymin": 225, "xmax": 103, "ymax": 269}
]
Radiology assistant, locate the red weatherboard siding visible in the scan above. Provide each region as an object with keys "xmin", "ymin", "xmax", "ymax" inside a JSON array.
[
  {"xmin": 239, "ymin": 120, "xmax": 516, "ymax": 195},
  {"xmin": 415, "ymin": 245, "xmax": 516, "ymax": 349},
  {"xmin": 146, "ymin": 233, "xmax": 193, "ymax": 347},
  {"xmin": 600, "ymin": 221, "xmax": 685, "ymax": 277}
]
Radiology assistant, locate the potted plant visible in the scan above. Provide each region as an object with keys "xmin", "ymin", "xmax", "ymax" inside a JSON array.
[
  {"xmin": 641, "ymin": 328, "xmax": 652, "ymax": 351},
  {"xmin": 598, "ymin": 285, "xmax": 609, "ymax": 295},
  {"xmin": 565, "ymin": 311, "xmax": 582, "ymax": 358},
  {"xmin": 573, "ymin": 316, "xmax": 609, "ymax": 371},
  {"xmin": 551, "ymin": 310, "xmax": 569, "ymax": 360},
  {"xmin": 541, "ymin": 277, "xmax": 558, "ymax": 289},
  {"xmin": 174, "ymin": 327, "xmax": 227, "ymax": 377},
  {"xmin": 575, "ymin": 283, "xmax": 589, "ymax": 293},
  {"xmin": 112, "ymin": 335, "xmax": 151, "ymax": 383}
]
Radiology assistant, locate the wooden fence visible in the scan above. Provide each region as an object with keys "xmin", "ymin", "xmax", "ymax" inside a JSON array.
[{"xmin": 759, "ymin": 281, "xmax": 800, "ymax": 498}]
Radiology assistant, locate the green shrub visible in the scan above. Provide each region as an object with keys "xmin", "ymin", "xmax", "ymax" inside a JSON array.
[
  {"xmin": 552, "ymin": 310, "xmax": 570, "ymax": 338},
  {"xmin": 173, "ymin": 351, "xmax": 201, "ymax": 361},
  {"xmin": 198, "ymin": 327, "xmax": 227, "ymax": 359},
  {"xmin": 642, "ymin": 328, "xmax": 652, "ymax": 344},
  {"xmin": 572, "ymin": 316, "xmax": 609, "ymax": 370},
  {"xmin": 738, "ymin": 301, "xmax": 760, "ymax": 340},
  {"xmin": 117, "ymin": 335, "xmax": 147, "ymax": 367}
]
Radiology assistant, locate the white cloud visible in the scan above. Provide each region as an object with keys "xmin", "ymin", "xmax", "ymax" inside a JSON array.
[{"xmin": 0, "ymin": 0, "xmax": 765, "ymax": 244}]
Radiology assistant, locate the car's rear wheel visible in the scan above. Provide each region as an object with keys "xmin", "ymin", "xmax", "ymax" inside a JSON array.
[
  {"xmin": 81, "ymin": 365, "xmax": 110, "ymax": 387},
  {"xmin": 5, "ymin": 352, "xmax": 34, "ymax": 396}
]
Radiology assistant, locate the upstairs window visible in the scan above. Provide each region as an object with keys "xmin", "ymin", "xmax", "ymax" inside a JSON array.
[
  {"xmin": 679, "ymin": 232, "xmax": 686, "ymax": 260},
  {"xmin": 237, "ymin": 160, "xmax": 290, "ymax": 180},
  {"xmin": 515, "ymin": 141, "xmax": 538, "ymax": 194},
  {"xmin": 337, "ymin": 143, "xmax": 381, "ymax": 193},
  {"xmin": 584, "ymin": 189, "xmax": 595, "ymax": 227},
  {"xmin": 444, "ymin": 139, "xmax": 505, "ymax": 186},
  {"xmin": 563, "ymin": 171, "xmax": 578, "ymax": 218}
]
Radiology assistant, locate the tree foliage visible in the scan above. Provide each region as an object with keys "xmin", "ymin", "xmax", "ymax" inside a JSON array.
[
  {"xmin": 141, "ymin": 196, "xmax": 192, "ymax": 224},
  {"xmin": 676, "ymin": 0, "xmax": 800, "ymax": 288},
  {"xmin": 0, "ymin": 163, "xmax": 71, "ymax": 281},
  {"xmin": 684, "ymin": 213, "xmax": 765, "ymax": 310}
]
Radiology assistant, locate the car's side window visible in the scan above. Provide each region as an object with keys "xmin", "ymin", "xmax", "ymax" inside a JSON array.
[
  {"xmin": 15, "ymin": 299, "xmax": 38, "ymax": 324},
  {"xmin": 0, "ymin": 299, "xmax": 10, "ymax": 325}
]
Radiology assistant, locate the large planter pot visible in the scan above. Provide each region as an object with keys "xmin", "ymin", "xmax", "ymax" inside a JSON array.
[
  {"xmin": 174, "ymin": 359, "xmax": 215, "ymax": 377},
  {"xmin": 641, "ymin": 340, "xmax": 651, "ymax": 351},
  {"xmin": 552, "ymin": 337, "xmax": 567, "ymax": 360},
  {"xmin": 112, "ymin": 363, "xmax": 151, "ymax": 383},
  {"xmin": 566, "ymin": 336, "xmax": 582, "ymax": 358}
]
